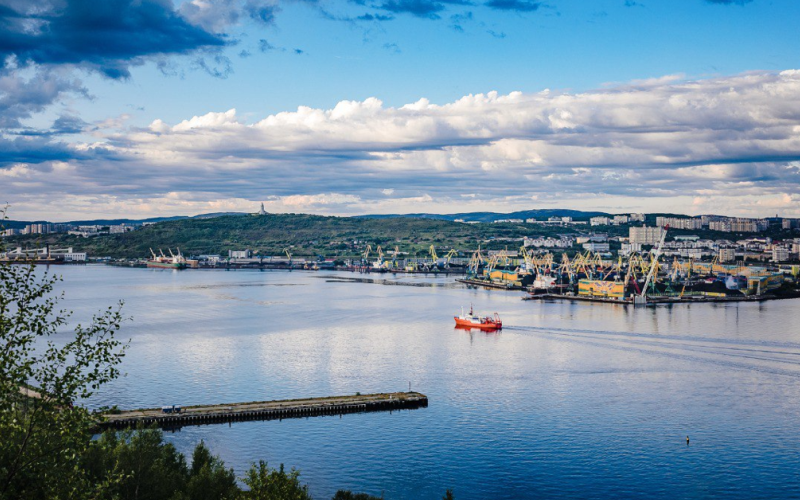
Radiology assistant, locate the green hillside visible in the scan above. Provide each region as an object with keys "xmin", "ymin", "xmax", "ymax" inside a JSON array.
[{"xmin": 3, "ymin": 213, "xmax": 564, "ymax": 259}]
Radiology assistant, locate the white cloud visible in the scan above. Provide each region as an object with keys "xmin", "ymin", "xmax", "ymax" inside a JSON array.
[{"xmin": 6, "ymin": 70, "xmax": 800, "ymax": 218}]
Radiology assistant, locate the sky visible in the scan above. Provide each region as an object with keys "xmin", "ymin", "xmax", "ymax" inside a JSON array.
[{"xmin": 2, "ymin": 0, "xmax": 800, "ymax": 221}]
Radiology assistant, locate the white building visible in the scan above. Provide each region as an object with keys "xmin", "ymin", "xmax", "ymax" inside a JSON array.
[
  {"xmin": 620, "ymin": 242, "xmax": 642, "ymax": 256},
  {"xmin": 229, "ymin": 250, "xmax": 252, "ymax": 259},
  {"xmin": 109, "ymin": 224, "xmax": 135, "ymax": 234},
  {"xmin": 772, "ymin": 247, "xmax": 791, "ymax": 262},
  {"xmin": 590, "ymin": 216, "xmax": 611, "ymax": 226},
  {"xmin": 582, "ymin": 242, "xmax": 610, "ymax": 252},
  {"xmin": 612, "ymin": 215, "xmax": 630, "ymax": 225},
  {"xmin": 719, "ymin": 248, "xmax": 737, "ymax": 263},
  {"xmin": 62, "ymin": 252, "xmax": 87, "ymax": 262},
  {"xmin": 629, "ymin": 226, "xmax": 665, "ymax": 245},
  {"xmin": 656, "ymin": 217, "xmax": 703, "ymax": 230}
]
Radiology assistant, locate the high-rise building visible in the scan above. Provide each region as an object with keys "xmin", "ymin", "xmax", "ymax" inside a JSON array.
[
  {"xmin": 718, "ymin": 248, "xmax": 736, "ymax": 263},
  {"xmin": 629, "ymin": 226, "xmax": 665, "ymax": 245},
  {"xmin": 772, "ymin": 247, "xmax": 791, "ymax": 262},
  {"xmin": 655, "ymin": 217, "xmax": 703, "ymax": 230}
]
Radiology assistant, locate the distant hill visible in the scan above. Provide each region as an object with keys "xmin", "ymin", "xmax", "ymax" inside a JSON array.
[
  {"xmin": 1, "ymin": 212, "xmax": 247, "ymax": 230},
  {"xmin": 1, "ymin": 212, "xmax": 599, "ymax": 258},
  {"xmin": 357, "ymin": 209, "xmax": 612, "ymax": 222}
]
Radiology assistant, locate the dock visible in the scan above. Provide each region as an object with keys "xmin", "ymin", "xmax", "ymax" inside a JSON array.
[
  {"xmin": 523, "ymin": 293, "xmax": 787, "ymax": 305},
  {"xmin": 457, "ymin": 278, "xmax": 523, "ymax": 290},
  {"xmin": 96, "ymin": 392, "xmax": 428, "ymax": 431}
]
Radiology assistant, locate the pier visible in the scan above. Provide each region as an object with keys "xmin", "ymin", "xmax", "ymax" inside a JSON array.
[
  {"xmin": 97, "ymin": 392, "xmax": 428, "ymax": 431},
  {"xmin": 457, "ymin": 278, "xmax": 524, "ymax": 290},
  {"xmin": 523, "ymin": 292, "xmax": 793, "ymax": 305}
]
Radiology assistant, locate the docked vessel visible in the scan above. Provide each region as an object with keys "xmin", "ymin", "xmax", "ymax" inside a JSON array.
[
  {"xmin": 147, "ymin": 248, "xmax": 187, "ymax": 269},
  {"xmin": 454, "ymin": 305, "xmax": 502, "ymax": 330}
]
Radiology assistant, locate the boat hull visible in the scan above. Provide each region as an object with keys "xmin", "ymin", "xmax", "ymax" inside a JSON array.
[
  {"xmin": 147, "ymin": 261, "xmax": 187, "ymax": 269},
  {"xmin": 454, "ymin": 317, "xmax": 502, "ymax": 330}
]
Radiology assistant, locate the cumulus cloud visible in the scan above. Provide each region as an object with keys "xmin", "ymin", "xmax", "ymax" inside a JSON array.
[
  {"xmin": 6, "ymin": 70, "xmax": 800, "ymax": 218},
  {"xmin": 0, "ymin": 69, "xmax": 88, "ymax": 129},
  {"xmin": 0, "ymin": 0, "xmax": 226, "ymax": 79},
  {"xmin": 179, "ymin": 0, "xmax": 281, "ymax": 32}
]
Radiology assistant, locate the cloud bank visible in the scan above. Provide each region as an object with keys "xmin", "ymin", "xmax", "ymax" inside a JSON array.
[{"xmin": 4, "ymin": 70, "xmax": 800, "ymax": 218}]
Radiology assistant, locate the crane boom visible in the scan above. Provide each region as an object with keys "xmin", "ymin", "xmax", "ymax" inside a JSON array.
[{"xmin": 640, "ymin": 226, "xmax": 668, "ymax": 299}]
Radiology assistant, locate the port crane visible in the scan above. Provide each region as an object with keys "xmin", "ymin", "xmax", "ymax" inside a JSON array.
[
  {"xmin": 362, "ymin": 244, "xmax": 372, "ymax": 265},
  {"xmin": 443, "ymin": 249, "xmax": 458, "ymax": 268},
  {"xmin": 467, "ymin": 247, "xmax": 485, "ymax": 276},
  {"xmin": 375, "ymin": 245, "xmax": 386, "ymax": 269},
  {"xmin": 637, "ymin": 226, "xmax": 668, "ymax": 304},
  {"xmin": 284, "ymin": 248, "xmax": 293, "ymax": 269}
]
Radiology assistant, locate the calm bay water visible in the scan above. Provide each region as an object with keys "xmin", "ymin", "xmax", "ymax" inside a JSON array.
[{"xmin": 50, "ymin": 265, "xmax": 800, "ymax": 499}]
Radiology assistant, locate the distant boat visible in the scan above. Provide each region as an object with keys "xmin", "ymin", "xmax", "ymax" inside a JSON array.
[
  {"xmin": 454, "ymin": 305, "xmax": 502, "ymax": 330},
  {"xmin": 147, "ymin": 248, "xmax": 187, "ymax": 269}
]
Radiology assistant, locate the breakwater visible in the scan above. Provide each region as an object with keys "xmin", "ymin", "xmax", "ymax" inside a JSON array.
[{"xmin": 97, "ymin": 392, "xmax": 428, "ymax": 430}]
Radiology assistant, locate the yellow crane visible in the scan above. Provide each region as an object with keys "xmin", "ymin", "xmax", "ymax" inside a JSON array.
[
  {"xmin": 376, "ymin": 245, "xmax": 385, "ymax": 268},
  {"xmin": 362, "ymin": 244, "xmax": 372, "ymax": 263},
  {"xmin": 284, "ymin": 248, "xmax": 292, "ymax": 269},
  {"xmin": 443, "ymin": 249, "xmax": 458, "ymax": 268},
  {"xmin": 467, "ymin": 247, "xmax": 485, "ymax": 276}
]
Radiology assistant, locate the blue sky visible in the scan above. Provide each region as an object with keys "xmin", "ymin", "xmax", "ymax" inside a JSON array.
[{"xmin": 3, "ymin": 0, "xmax": 800, "ymax": 220}]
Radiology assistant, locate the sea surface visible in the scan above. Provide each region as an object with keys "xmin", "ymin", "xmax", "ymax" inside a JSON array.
[{"xmin": 47, "ymin": 265, "xmax": 800, "ymax": 499}]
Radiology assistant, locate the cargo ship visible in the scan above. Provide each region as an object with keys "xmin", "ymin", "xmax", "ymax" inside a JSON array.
[
  {"xmin": 454, "ymin": 305, "xmax": 502, "ymax": 330},
  {"xmin": 147, "ymin": 248, "xmax": 187, "ymax": 269}
]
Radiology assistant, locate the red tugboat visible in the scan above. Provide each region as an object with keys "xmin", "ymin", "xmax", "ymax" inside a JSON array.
[{"xmin": 454, "ymin": 305, "xmax": 502, "ymax": 331}]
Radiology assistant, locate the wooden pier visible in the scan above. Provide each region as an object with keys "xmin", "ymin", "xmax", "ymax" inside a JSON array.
[{"xmin": 96, "ymin": 392, "xmax": 428, "ymax": 431}]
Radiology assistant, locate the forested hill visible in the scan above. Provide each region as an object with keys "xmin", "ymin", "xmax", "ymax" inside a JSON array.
[
  {"xmin": 356, "ymin": 209, "xmax": 610, "ymax": 222},
  {"xmin": 4, "ymin": 213, "xmax": 568, "ymax": 259}
]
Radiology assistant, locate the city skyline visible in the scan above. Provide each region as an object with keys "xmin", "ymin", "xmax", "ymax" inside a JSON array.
[{"xmin": 3, "ymin": 0, "xmax": 800, "ymax": 220}]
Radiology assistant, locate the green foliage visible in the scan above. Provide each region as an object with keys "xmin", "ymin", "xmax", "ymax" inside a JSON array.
[
  {"xmin": 83, "ymin": 427, "xmax": 189, "ymax": 500},
  {"xmin": 240, "ymin": 461, "xmax": 311, "ymax": 500},
  {"xmin": 82, "ymin": 429, "xmax": 239, "ymax": 500},
  {"xmin": 0, "ymin": 255, "xmax": 128, "ymax": 498},
  {"xmin": 187, "ymin": 441, "xmax": 238, "ymax": 500}
]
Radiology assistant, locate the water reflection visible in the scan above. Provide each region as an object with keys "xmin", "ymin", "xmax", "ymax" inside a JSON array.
[{"xmin": 48, "ymin": 265, "xmax": 800, "ymax": 500}]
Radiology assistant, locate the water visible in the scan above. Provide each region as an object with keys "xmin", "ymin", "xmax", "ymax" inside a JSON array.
[{"xmin": 46, "ymin": 265, "xmax": 800, "ymax": 499}]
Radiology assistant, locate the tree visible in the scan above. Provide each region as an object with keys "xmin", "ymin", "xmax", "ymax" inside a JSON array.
[
  {"xmin": 186, "ymin": 440, "xmax": 238, "ymax": 500},
  {"xmin": 0, "ymin": 222, "xmax": 128, "ymax": 498},
  {"xmin": 240, "ymin": 461, "xmax": 312, "ymax": 500},
  {"xmin": 83, "ymin": 427, "xmax": 189, "ymax": 500}
]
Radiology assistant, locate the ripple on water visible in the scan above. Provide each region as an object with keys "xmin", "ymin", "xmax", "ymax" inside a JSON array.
[{"xmin": 47, "ymin": 266, "xmax": 800, "ymax": 499}]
